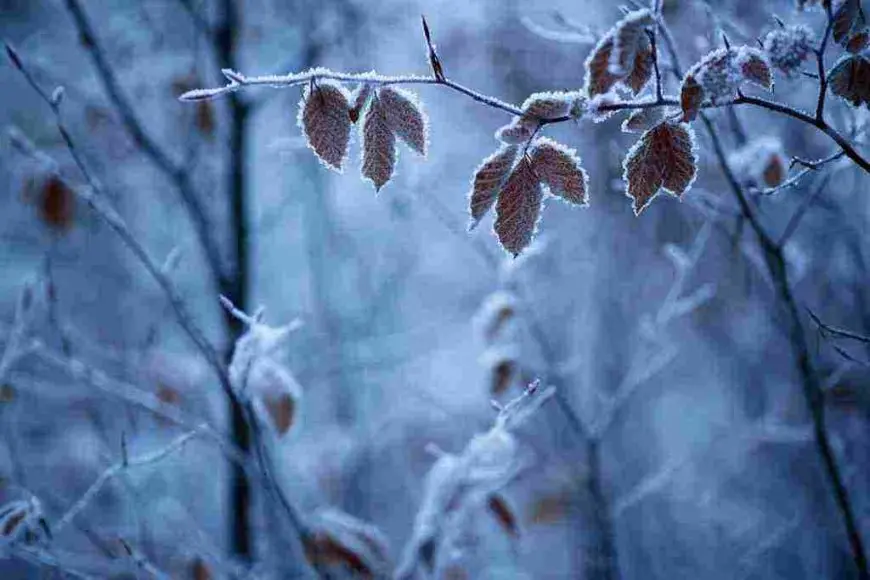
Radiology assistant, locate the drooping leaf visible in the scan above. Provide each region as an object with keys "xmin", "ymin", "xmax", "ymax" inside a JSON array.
[
  {"xmin": 494, "ymin": 158, "xmax": 544, "ymax": 256},
  {"xmin": 38, "ymin": 175, "xmax": 75, "ymax": 232},
  {"xmin": 829, "ymin": 54, "xmax": 870, "ymax": 107},
  {"xmin": 349, "ymin": 84, "xmax": 373, "ymax": 123},
  {"xmin": 468, "ymin": 145, "xmax": 518, "ymax": 229},
  {"xmin": 491, "ymin": 359, "xmax": 515, "ymax": 396},
  {"xmin": 739, "ymin": 51, "xmax": 773, "ymax": 89},
  {"xmin": 585, "ymin": 36, "xmax": 621, "ymax": 97},
  {"xmin": 487, "ymin": 495, "xmax": 519, "ymax": 538},
  {"xmin": 623, "ymin": 121, "xmax": 697, "ymax": 215},
  {"xmin": 679, "ymin": 75, "xmax": 704, "ymax": 122},
  {"xmin": 727, "ymin": 137, "xmax": 787, "ymax": 188},
  {"xmin": 298, "ymin": 82, "xmax": 352, "ymax": 171},
  {"xmin": 621, "ymin": 106, "xmax": 666, "ymax": 133},
  {"xmin": 610, "ymin": 9, "xmax": 654, "ymax": 76},
  {"xmin": 361, "ymin": 95, "xmax": 397, "ymax": 191},
  {"xmin": 846, "ymin": 29, "xmax": 870, "ymax": 53},
  {"xmin": 530, "ymin": 138, "xmax": 588, "ymax": 205},
  {"xmin": 263, "ymin": 392, "xmax": 295, "ymax": 435},
  {"xmin": 625, "ymin": 39, "xmax": 654, "ymax": 95},
  {"xmin": 378, "ymin": 86, "xmax": 427, "ymax": 155},
  {"xmin": 833, "ymin": 0, "xmax": 861, "ymax": 44}
]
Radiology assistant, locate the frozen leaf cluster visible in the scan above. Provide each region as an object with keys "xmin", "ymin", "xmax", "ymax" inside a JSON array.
[
  {"xmin": 762, "ymin": 25, "xmax": 815, "ymax": 77},
  {"xmin": 585, "ymin": 9, "xmax": 655, "ymax": 97},
  {"xmin": 224, "ymin": 299, "xmax": 303, "ymax": 437},
  {"xmin": 396, "ymin": 382, "xmax": 553, "ymax": 579},
  {"xmin": 297, "ymin": 81, "xmax": 427, "ymax": 190},
  {"xmin": 680, "ymin": 47, "xmax": 773, "ymax": 121},
  {"xmin": 469, "ymin": 138, "xmax": 588, "ymax": 255}
]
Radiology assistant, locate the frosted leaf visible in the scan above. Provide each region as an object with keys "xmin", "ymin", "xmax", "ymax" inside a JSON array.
[
  {"xmin": 306, "ymin": 508, "xmax": 392, "ymax": 577},
  {"xmin": 846, "ymin": 29, "xmax": 870, "ymax": 53},
  {"xmin": 625, "ymin": 37, "xmax": 654, "ymax": 95},
  {"xmin": 248, "ymin": 358, "xmax": 302, "ymax": 436},
  {"xmin": 530, "ymin": 138, "xmax": 589, "ymax": 205},
  {"xmin": 679, "ymin": 75, "xmax": 704, "ymax": 122},
  {"xmin": 520, "ymin": 91, "xmax": 574, "ymax": 121},
  {"xmin": 585, "ymin": 9, "xmax": 653, "ymax": 97},
  {"xmin": 828, "ymin": 54, "xmax": 870, "ymax": 107},
  {"xmin": 378, "ymin": 86, "xmax": 428, "ymax": 156},
  {"xmin": 623, "ymin": 121, "xmax": 698, "ymax": 215},
  {"xmin": 348, "ymin": 84, "xmax": 373, "ymax": 123},
  {"xmin": 473, "ymin": 290, "xmax": 519, "ymax": 342},
  {"xmin": 762, "ymin": 25, "xmax": 815, "ymax": 77},
  {"xmin": 487, "ymin": 495, "xmax": 519, "ymax": 539},
  {"xmin": 495, "ymin": 119, "xmax": 536, "ymax": 144},
  {"xmin": 360, "ymin": 95, "xmax": 397, "ymax": 191},
  {"xmin": 728, "ymin": 137, "xmax": 787, "ymax": 188},
  {"xmin": 297, "ymin": 82, "xmax": 352, "ymax": 172},
  {"xmin": 468, "ymin": 145, "xmax": 518, "ymax": 229},
  {"xmin": 680, "ymin": 47, "xmax": 773, "ymax": 121},
  {"xmin": 609, "ymin": 9, "xmax": 654, "ymax": 76},
  {"xmin": 494, "ymin": 158, "xmax": 544, "ymax": 256},
  {"xmin": 621, "ymin": 107, "xmax": 666, "ymax": 133},
  {"xmin": 833, "ymin": 0, "xmax": 861, "ymax": 44},
  {"xmin": 585, "ymin": 36, "xmax": 621, "ymax": 97}
]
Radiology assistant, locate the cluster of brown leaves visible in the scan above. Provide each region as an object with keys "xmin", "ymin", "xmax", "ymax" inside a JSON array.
[
  {"xmin": 828, "ymin": 0, "xmax": 870, "ymax": 107},
  {"xmin": 298, "ymin": 81, "xmax": 427, "ymax": 190},
  {"xmin": 584, "ymin": 9, "xmax": 655, "ymax": 98},
  {"xmin": 469, "ymin": 138, "xmax": 588, "ymax": 255}
]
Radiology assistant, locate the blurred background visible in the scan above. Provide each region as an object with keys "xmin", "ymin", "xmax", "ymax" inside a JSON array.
[{"xmin": 0, "ymin": 0, "xmax": 868, "ymax": 578}]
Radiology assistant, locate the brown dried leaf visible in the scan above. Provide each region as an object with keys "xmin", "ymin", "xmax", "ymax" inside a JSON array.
[
  {"xmin": 349, "ymin": 84, "xmax": 373, "ymax": 123},
  {"xmin": 378, "ymin": 87, "xmax": 427, "ymax": 155},
  {"xmin": 626, "ymin": 40, "xmax": 654, "ymax": 95},
  {"xmin": 469, "ymin": 145, "xmax": 518, "ymax": 229},
  {"xmin": 299, "ymin": 82, "xmax": 352, "ymax": 171},
  {"xmin": 679, "ymin": 75, "xmax": 703, "ymax": 122},
  {"xmin": 739, "ymin": 52, "xmax": 773, "ymax": 90},
  {"xmin": 623, "ymin": 121, "xmax": 697, "ymax": 215},
  {"xmin": 156, "ymin": 384, "xmax": 181, "ymax": 406},
  {"xmin": 495, "ymin": 119, "xmax": 536, "ymax": 144},
  {"xmin": 494, "ymin": 158, "xmax": 544, "ymax": 256},
  {"xmin": 829, "ymin": 54, "xmax": 870, "ymax": 107},
  {"xmin": 263, "ymin": 392, "xmax": 295, "ymax": 435},
  {"xmin": 194, "ymin": 101, "xmax": 215, "ymax": 139},
  {"xmin": 610, "ymin": 10, "xmax": 654, "ymax": 76},
  {"xmin": 585, "ymin": 36, "xmax": 621, "ymax": 97},
  {"xmin": 39, "ymin": 175, "xmax": 75, "ymax": 232},
  {"xmin": 491, "ymin": 359, "xmax": 515, "ymax": 396},
  {"xmin": 304, "ymin": 534, "xmax": 372, "ymax": 578},
  {"xmin": 361, "ymin": 95, "xmax": 397, "ymax": 191},
  {"xmin": 190, "ymin": 557, "xmax": 211, "ymax": 580},
  {"xmin": 833, "ymin": 0, "xmax": 860, "ymax": 44},
  {"xmin": 520, "ymin": 92, "xmax": 573, "ymax": 121},
  {"xmin": 846, "ymin": 29, "xmax": 870, "ymax": 52},
  {"xmin": 0, "ymin": 384, "xmax": 15, "ymax": 403},
  {"xmin": 1, "ymin": 508, "xmax": 26, "ymax": 537},
  {"xmin": 488, "ymin": 495, "xmax": 519, "ymax": 539},
  {"xmin": 530, "ymin": 138, "xmax": 588, "ymax": 205},
  {"xmin": 762, "ymin": 154, "xmax": 786, "ymax": 187},
  {"xmin": 621, "ymin": 107, "xmax": 666, "ymax": 133}
]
